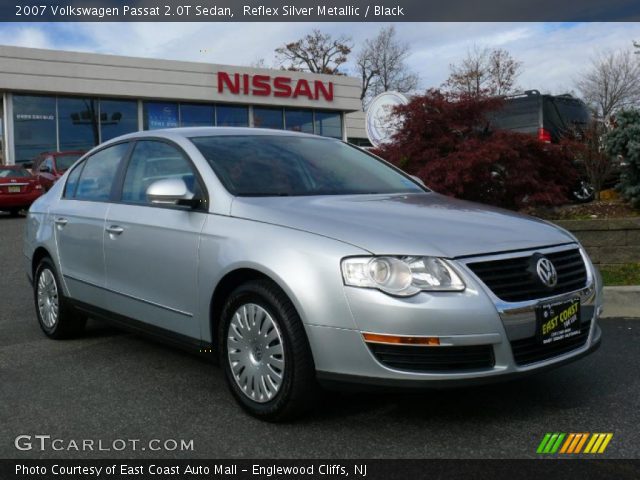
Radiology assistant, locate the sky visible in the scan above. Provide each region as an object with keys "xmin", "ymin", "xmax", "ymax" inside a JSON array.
[{"xmin": 0, "ymin": 22, "xmax": 639, "ymax": 95}]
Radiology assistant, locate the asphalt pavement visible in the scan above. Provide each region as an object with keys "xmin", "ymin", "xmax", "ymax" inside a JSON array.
[{"xmin": 1, "ymin": 214, "xmax": 638, "ymax": 459}]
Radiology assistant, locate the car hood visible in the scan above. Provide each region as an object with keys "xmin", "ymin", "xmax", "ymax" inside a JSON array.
[{"xmin": 230, "ymin": 192, "xmax": 574, "ymax": 258}]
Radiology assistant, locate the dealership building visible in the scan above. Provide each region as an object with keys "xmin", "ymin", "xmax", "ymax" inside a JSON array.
[{"xmin": 0, "ymin": 45, "xmax": 368, "ymax": 165}]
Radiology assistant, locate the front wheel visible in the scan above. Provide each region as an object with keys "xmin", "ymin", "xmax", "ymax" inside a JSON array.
[
  {"xmin": 34, "ymin": 257, "xmax": 86, "ymax": 339},
  {"xmin": 219, "ymin": 280, "xmax": 317, "ymax": 421}
]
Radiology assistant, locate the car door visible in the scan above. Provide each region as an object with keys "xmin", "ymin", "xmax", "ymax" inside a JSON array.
[
  {"xmin": 103, "ymin": 139, "xmax": 207, "ymax": 340},
  {"xmin": 53, "ymin": 142, "xmax": 130, "ymax": 310}
]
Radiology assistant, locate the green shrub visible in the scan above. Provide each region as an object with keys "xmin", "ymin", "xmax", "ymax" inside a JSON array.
[{"xmin": 605, "ymin": 110, "xmax": 640, "ymax": 208}]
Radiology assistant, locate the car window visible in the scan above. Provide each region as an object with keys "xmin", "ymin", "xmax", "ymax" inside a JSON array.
[
  {"xmin": 121, "ymin": 140, "xmax": 199, "ymax": 205},
  {"xmin": 191, "ymin": 135, "xmax": 424, "ymax": 196},
  {"xmin": 55, "ymin": 154, "xmax": 82, "ymax": 172},
  {"xmin": 63, "ymin": 162, "xmax": 84, "ymax": 198},
  {"xmin": 74, "ymin": 143, "xmax": 129, "ymax": 201},
  {"xmin": 40, "ymin": 157, "xmax": 53, "ymax": 172},
  {"xmin": 0, "ymin": 168, "xmax": 31, "ymax": 178}
]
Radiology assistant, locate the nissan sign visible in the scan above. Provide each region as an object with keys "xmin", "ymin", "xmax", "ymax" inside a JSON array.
[{"xmin": 217, "ymin": 72, "xmax": 334, "ymax": 101}]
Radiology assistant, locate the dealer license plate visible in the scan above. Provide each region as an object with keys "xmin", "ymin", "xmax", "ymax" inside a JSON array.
[
  {"xmin": 536, "ymin": 298, "xmax": 581, "ymax": 345},
  {"xmin": 8, "ymin": 186, "xmax": 21, "ymax": 193}
]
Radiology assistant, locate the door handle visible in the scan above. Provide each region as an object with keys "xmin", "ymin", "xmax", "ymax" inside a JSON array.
[
  {"xmin": 54, "ymin": 217, "xmax": 68, "ymax": 227},
  {"xmin": 105, "ymin": 225, "xmax": 124, "ymax": 235}
]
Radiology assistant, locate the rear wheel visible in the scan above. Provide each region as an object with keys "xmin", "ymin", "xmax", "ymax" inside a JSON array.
[
  {"xmin": 572, "ymin": 180, "xmax": 595, "ymax": 203},
  {"xmin": 34, "ymin": 257, "xmax": 86, "ymax": 339},
  {"xmin": 219, "ymin": 280, "xmax": 317, "ymax": 421},
  {"xmin": 8, "ymin": 208, "xmax": 21, "ymax": 217}
]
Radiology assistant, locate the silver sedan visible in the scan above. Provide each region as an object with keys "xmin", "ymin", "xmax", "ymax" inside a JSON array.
[{"xmin": 24, "ymin": 128, "xmax": 603, "ymax": 420}]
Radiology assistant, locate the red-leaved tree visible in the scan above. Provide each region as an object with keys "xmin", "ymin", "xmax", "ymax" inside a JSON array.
[{"xmin": 374, "ymin": 90, "xmax": 578, "ymax": 209}]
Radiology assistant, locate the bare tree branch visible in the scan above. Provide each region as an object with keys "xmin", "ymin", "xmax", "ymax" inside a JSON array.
[
  {"xmin": 444, "ymin": 45, "xmax": 522, "ymax": 97},
  {"xmin": 357, "ymin": 26, "xmax": 419, "ymax": 108},
  {"xmin": 576, "ymin": 49, "xmax": 640, "ymax": 121},
  {"xmin": 275, "ymin": 29, "xmax": 352, "ymax": 75}
]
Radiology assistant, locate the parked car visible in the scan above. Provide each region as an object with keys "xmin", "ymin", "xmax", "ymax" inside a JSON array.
[
  {"xmin": 0, "ymin": 165, "xmax": 43, "ymax": 215},
  {"xmin": 32, "ymin": 151, "xmax": 85, "ymax": 191},
  {"xmin": 24, "ymin": 128, "xmax": 603, "ymax": 420},
  {"xmin": 490, "ymin": 90, "xmax": 614, "ymax": 202}
]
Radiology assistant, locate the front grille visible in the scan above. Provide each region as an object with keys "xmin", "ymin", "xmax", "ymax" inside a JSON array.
[
  {"xmin": 510, "ymin": 324, "xmax": 590, "ymax": 365},
  {"xmin": 467, "ymin": 248, "xmax": 587, "ymax": 302},
  {"xmin": 367, "ymin": 343, "xmax": 495, "ymax": 372}
]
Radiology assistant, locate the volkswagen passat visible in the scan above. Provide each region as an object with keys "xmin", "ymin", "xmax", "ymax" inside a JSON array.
[{"xmin": 24, "ymin": 128, "xmax": 602, "ymax": 420}]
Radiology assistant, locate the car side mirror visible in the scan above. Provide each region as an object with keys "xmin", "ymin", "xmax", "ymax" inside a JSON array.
[
  {"xmin": 146, "ymin": 178, "xmax": 200, "ymax": 208},
  {"xmin": 410, "ymin": 175, "xmax": 426, "ymax": 187}
]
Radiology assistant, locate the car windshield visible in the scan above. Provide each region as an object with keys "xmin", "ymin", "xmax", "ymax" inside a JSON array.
[
  {"xmin": 0, "ymin": 168, "xmax": 31, "ymax": 178},
  {"xmin": 55, "ymin": 154, "xmax": 82, "ymax": 171},
  {"xmin": 190, "ymin": 135, "xmax": 425, "ymax": 196}
]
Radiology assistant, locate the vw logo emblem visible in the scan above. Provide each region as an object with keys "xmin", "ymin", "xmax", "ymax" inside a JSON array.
[{"xmin": 536, "ymin": 257, "xmax": 558, "ymax": 288}]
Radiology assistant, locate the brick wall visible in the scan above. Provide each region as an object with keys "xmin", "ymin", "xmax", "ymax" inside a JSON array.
[{"xmin": 554, "ymin": 218, "xmax": 640, "ymax": 266}]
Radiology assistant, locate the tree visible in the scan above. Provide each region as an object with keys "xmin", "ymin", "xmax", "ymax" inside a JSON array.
[
  {"xmin": 444, "ymin": 46, "xmax": 522, "ymax": 97},
  {"xmin": 275, "ymin": 29, "xmax": 352, "ymax": 75},
  {"xmin": 605, "ymin": 109, "xmax": 640, "ymax": 207},
  {"xmin": 356, "ymin": 26, "xmax": 419, "ymax": 106},
  {"xmin": 565, "ymin": 123, "xmax": 614, "ymax": 201},
  {"xmin": 373, "ymin": 90, "xmax": 578, "ymax": 209},
  {"xmin": 576, "ymin": 50, "xmax": 640, "ymax": 121}
]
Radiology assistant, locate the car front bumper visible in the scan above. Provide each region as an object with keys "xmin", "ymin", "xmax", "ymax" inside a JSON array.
[{"xmin": 306, "ymin": 245, "xmax": 603, "ymax": 388}]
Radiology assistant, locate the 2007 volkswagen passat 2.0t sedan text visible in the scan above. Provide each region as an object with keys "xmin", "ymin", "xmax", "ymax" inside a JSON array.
[{"xmin": 24, "ymin": 128, "xmax": 602, "ymax": 420}]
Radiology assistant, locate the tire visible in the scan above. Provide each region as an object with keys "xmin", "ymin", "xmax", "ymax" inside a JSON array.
[
  {"xmin": 8, "ymin": 208, "xmax": 21, "ymax": 217},
  {"xmin": 34, "ymin": 257, "xmax": 86, "ymax": 339},
  {"xmin": 218, "ymin": 279, "xmax": 317, "ymax": 421}
]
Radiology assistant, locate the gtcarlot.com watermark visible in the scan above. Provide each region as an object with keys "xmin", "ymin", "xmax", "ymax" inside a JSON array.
[{"xmin": 15, "ymin": 435, "xmax": 194, "ymax": 452}]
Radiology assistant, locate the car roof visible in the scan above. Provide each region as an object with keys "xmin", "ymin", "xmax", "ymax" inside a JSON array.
[{"xmin": 115, "ymin": 127, "xmax": 329, "ymax": 141}]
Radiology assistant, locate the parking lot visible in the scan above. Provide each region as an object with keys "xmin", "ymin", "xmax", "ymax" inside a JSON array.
[{"xmin": 1, "ymin": 213, "xmax": 639, "ymax": 459}]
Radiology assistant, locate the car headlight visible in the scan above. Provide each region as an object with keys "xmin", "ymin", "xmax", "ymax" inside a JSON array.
[{"xmin": 341, "ymin": 256, "xmax": 465, "ymax": 296}]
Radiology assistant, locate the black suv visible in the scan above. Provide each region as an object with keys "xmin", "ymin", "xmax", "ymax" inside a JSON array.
[
  {"xmin": 491, "ymin": 90, "xmax": 591, "ymax": 143},
  {"xmin": 490, "ymin": 90, "xmax": 613, "ymax": 202}
]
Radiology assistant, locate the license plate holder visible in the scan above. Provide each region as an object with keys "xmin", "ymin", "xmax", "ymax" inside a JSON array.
[
  {"xmin": 8, "ymin": 186, "xmax": 21, "ymax": 193},
  {"xmin": 536, "ymin": 298, "xmax": 581, "ymax": 345}
]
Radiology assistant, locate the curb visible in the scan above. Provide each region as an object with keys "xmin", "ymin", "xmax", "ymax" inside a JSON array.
[{"xmin": 602, "ymin": 286, "xmax": 640, "ymax": 318}]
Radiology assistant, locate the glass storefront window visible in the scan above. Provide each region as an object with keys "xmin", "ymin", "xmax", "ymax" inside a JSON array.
[
  {"xmin": 180, "ymin": 103, "xmax": 215, "ymax": 127},
  {"xmin": 58, "ymin": 97, "xmax": 99, "ymax": 151},
  {"xmin": 13, "ymin": 95, "xmax": 57, "ymax": 163},
  {"xmin": 100, "ymin": 99, "xmax": 138, "ymax": 141},
  {"xmin": 315, "ymin": 111, "xmax": 343, "ymax": 139},
  {"xmin": 216, "ymin": 105, "xmax": 249, "ymax": 127},
  {"xmin": 143, "ymin": 102, "xmax": 179, "ymax": 130},
  {"xmin": 285, "ymin": 108, "xmax": 313, "ymax": 133},
  {"xmin": 253, "ymin": 107, "xmax": 283, "ymax": 129}
]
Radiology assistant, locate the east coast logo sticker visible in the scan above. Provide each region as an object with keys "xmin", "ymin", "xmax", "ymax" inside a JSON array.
[{"xmin": 536, "ymin": 433, "xmax": 613, "ymax": 454}]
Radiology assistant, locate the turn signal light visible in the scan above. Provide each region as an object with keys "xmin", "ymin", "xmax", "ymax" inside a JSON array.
[{"xmin": 362, "ymin": 332, "xmax": 440, "ymax": 346}]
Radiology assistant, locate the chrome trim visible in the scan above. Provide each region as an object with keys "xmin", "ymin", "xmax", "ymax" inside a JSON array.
[
  {"xmin": 2, "ymin": 182, "xmax": 29, "ymax": 187},
  {"xmin": 456, "ymin": 244, "xmax": 596, "ymax": 342},
  {"xmin": 457, "ymin": 243, "xmax": 593, "ymax": 309},
  {"xmin": 63, "ymin": 274, "xmax": 193, "ymax": 318}
]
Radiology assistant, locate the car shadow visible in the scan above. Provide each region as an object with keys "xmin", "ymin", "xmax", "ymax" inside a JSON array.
[{"xmin": 306, "ymin": 363, "xmax": 599, "ymax": 424}]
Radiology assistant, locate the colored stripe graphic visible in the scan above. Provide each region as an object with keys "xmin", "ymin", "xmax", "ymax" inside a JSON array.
[
  {"xmin": 537, "ymin": 433, "xmax": 565, "ymax": 454},
  {"xmin": 538, "ymin": 433, "xmax": 613, "ymax": 454}
]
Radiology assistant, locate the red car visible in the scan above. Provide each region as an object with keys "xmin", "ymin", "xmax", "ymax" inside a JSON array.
[
  {"xmin": 0, "ymin": 165, "xmax": 44, "ymax": 216},
  {"xmin": 32, "ymin": 151, "xmax": 84, "ymax": 191}
]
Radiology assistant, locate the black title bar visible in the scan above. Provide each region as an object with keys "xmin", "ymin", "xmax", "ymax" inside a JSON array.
[
  {"xmin": 7, "ymin": 0, "xmax": 640, "ymax": 22},
  {"xmin": 3, "ymin": 459, "xmax": 640, "ymax": 480}
]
